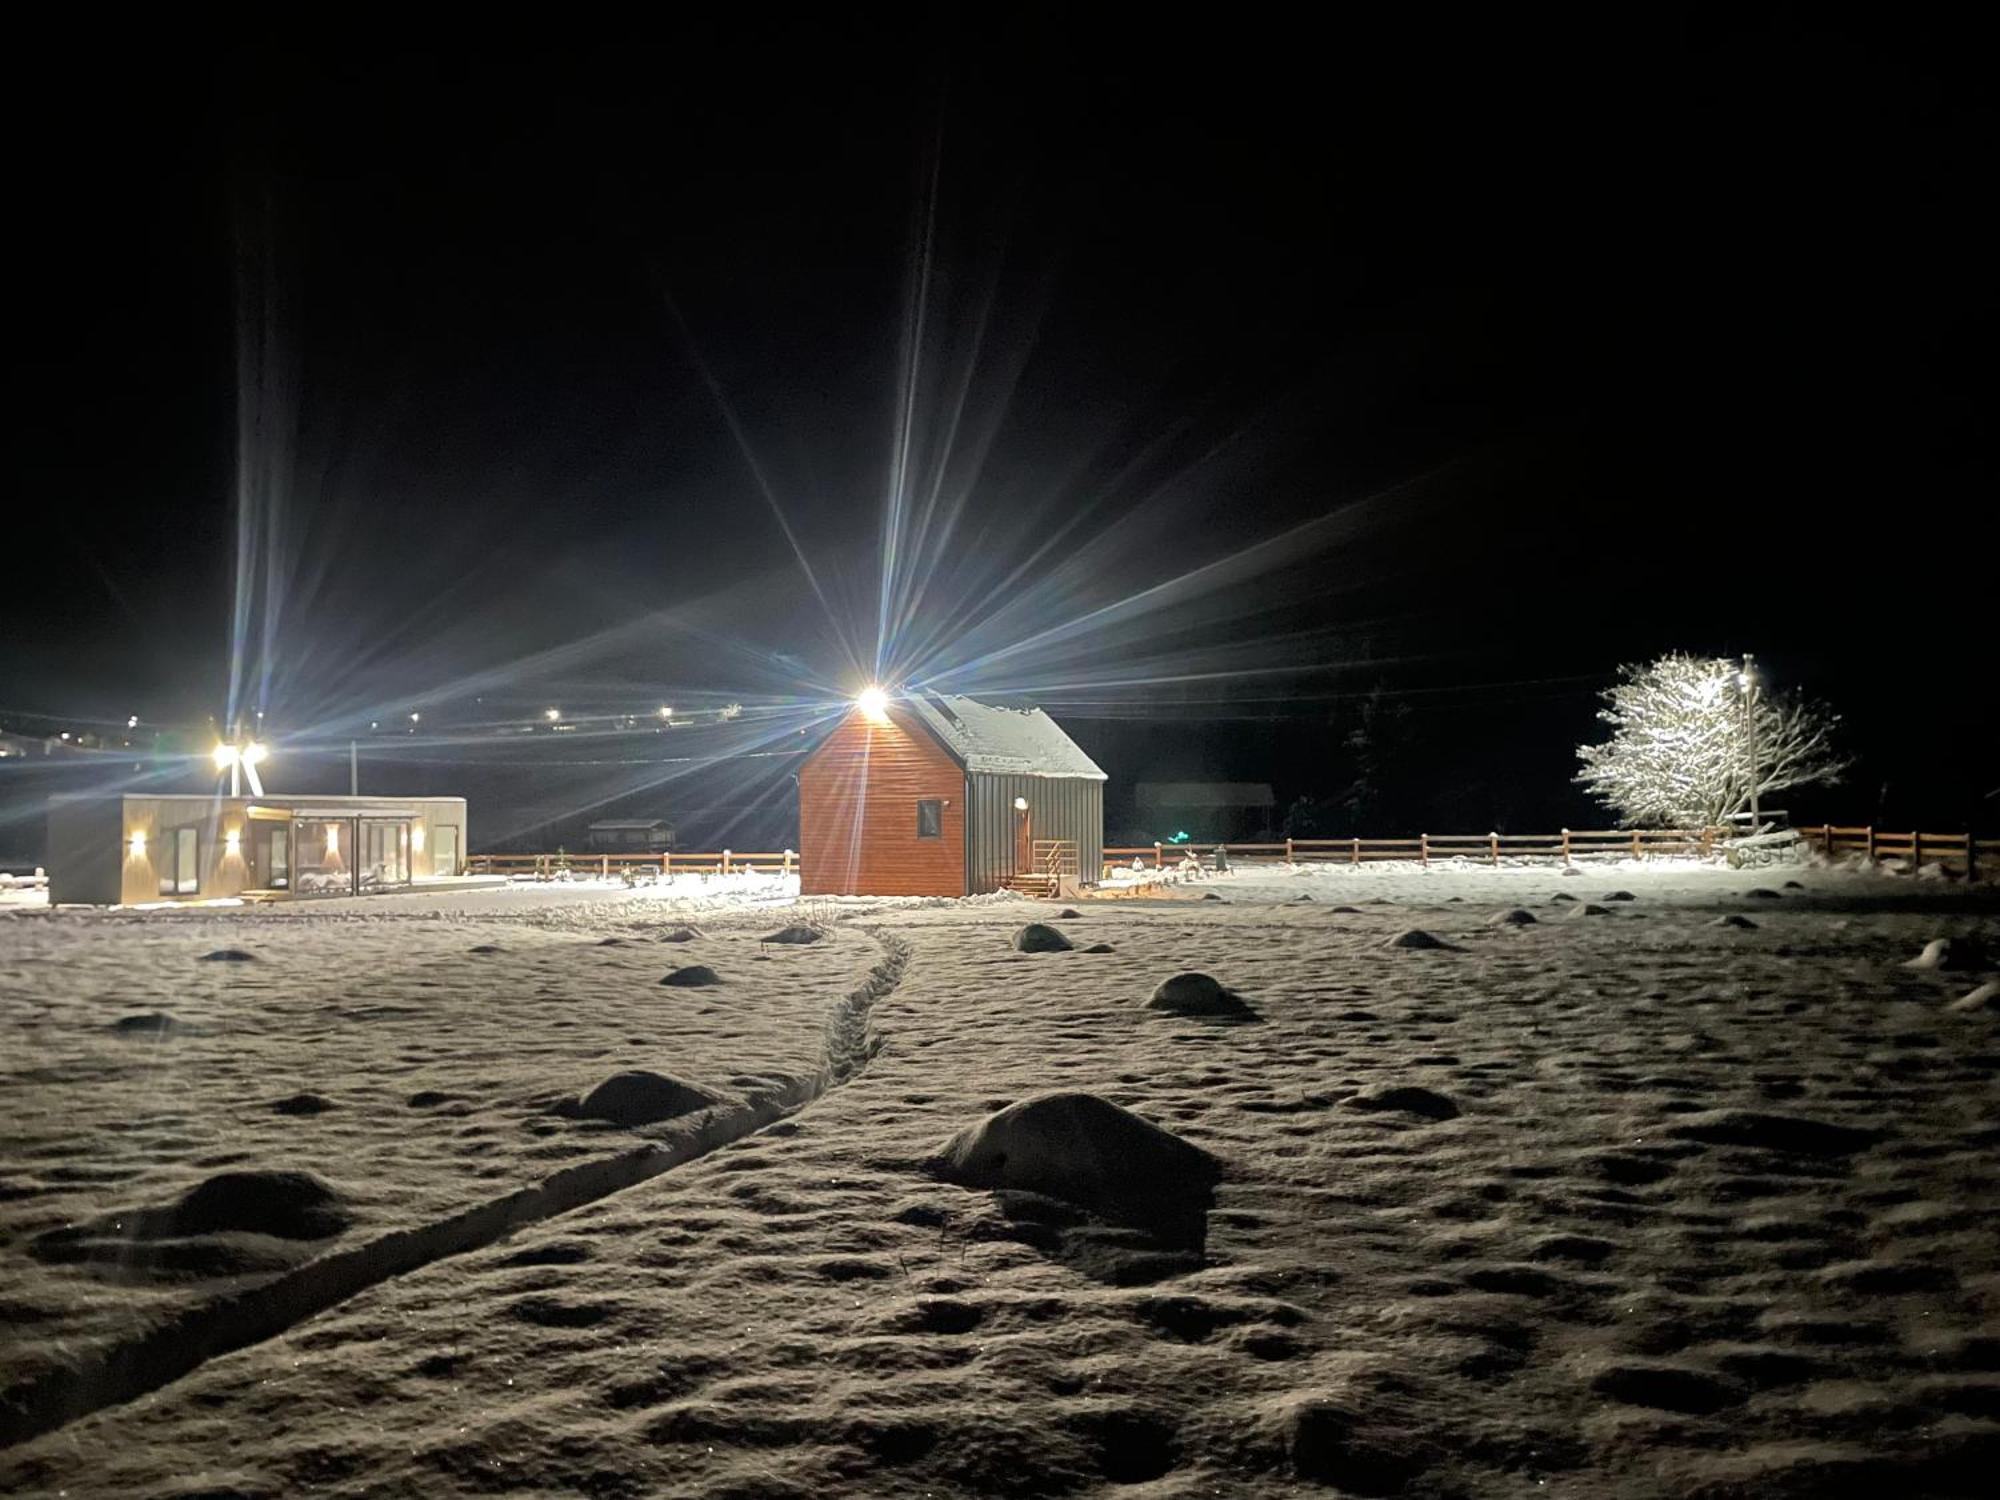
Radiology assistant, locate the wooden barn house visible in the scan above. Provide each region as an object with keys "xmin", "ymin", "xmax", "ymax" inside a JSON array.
[{"xmin": 798, "ymin": 692, "xmax": 1105, "ymax": 897}]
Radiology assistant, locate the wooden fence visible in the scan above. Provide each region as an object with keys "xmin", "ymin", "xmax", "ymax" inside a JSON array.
[
  {"xmin": 466, "ymin": 850, "xmax": 793, "ymax": 881},
  {"xmin": 1794, "ymin": 826, "xmax": 1989, "ymax": 879},
  {"xmin": 1103, "ymin": 828, "xmax": 1719, "ymax": 878}
]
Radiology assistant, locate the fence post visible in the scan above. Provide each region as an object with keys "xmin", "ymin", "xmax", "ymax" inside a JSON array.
[
  {"xmin": 1701, "ymin": 826, "xmax": 1713, "ymax": 859},
  {"xmin": 1561, "ymin": 828, "xmax": 1571, "ymax": 867},
  {"xmin": 662, "ymin": 852, "xmax": 671, "ymax": 880},
  {"xmin": 1286, "ymin": 837, "xmax": 1294, "ymax": 864},
  {"xmin": 1420, "ymin": 833, "xmax": 1430, "ymax": 868},
  {"xmin": 1865, "ymin": 826, "xmax": 1876, "ymax": 862},
  {"xmin": 601, "ymin": 854, "xmax": 609, "ymax": 879},
  {"xmin": 1968, "ymin": 835, "xmax": 1978, "ymax": 883},
  {"xmin": 1821, "ymin": 824, "xmax": 1831, "ymax": 861},
  {"xmin": 1910, "ymin": 831, "xmax": 1921, "ymax": 872},
  {"xmin": 1154, "ymin": 842, "xmax": 1163, "ymax": 870},
  {"xmin": 1351, "ymin": 837, "xmax": 1360, "ymax": 867},
  {"xmin": 1631, "ymin": 829, "xmax": 1642, "ymax": 860},
  {"xmin": 1489, "ymin": 831, "xmax": 1500, "ymax": 866}
]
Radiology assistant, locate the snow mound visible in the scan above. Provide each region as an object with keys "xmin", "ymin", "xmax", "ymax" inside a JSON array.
[
  {"xmin": 576, "ymin": 1070, "xmax": 723, "ymax": 1127},
  {"xmin": 1490, "ymin": 908, "xmax": 1538, "ymax": 926},
  {"xmin": 109, "ymin": 1011, "xmax": 183, "ymax": 1035},
  {"xmin": 762, "ymin": 925, "xmax": 823, "ymax": 945},
  {"xmin": 1710, "ymin": 914, "xmax": 1758, "ymax": 929},
  {"xmin": 1746, "ymin": 888, "xmax": 1783, "ymax": 900},
  {"xmin": 658, "ymin": 965, "xmax": 723, "ymax": 988},
  {"xmin": 1571, "ymin": 903, "xmax": 1614, "ymax": 918},
  {"xmin": 1602, "ymin": 891, "xmax": 1636, "ymax": 902},
  {"xmin": 198, "ymin": 949, "xmax": 257, "ymax": 963},
  {"xmin": 1385, "ymin": 929, "xmax": 1456, "ymax": 950},
  {"xmin": 1261, "ymin": 1390, "xmax": 1433, "ymax": 1491},
  {"xmin": 1549, "ymin": 893, "xmax": 1577, "ymax": 904},
  {"xmin": 270, "ymin": 1092, "xmax": 337, "ymax": 1116},
  {"xmin": 1054, "ymin": 908, "xmax": 1082, "ymax": 918},
  {"xmin": 169, "ymin": 1171, "xmax": 351, "ymax": 1240},
  {"xmin": 1347, "ymin": 1083, "xmax": 1460, "ymax": 1121},
  {"xmin": 1146, "ymin": 972, "xmax": 1257, "ymax": 1020},
  {"xmin": 1905, "ymin": 937, "xmax": 1990, "ymax": 972},
  {"xmin": 1012, "ymin": 923, "xmax": 1074, "ymax": 953},
  {"xmin": 1949, "ymin": 981, "xmax": 2000, "ymax": 1014},
  {"xmin": 1665, "ymin": 1108, "xmax": 1881, "ymax": 1157},
  {"xmin": 930, "ymin": 1091, "xmax": 1221, "ymax": 1222},
  {"xmin": 657, "ymin": 926, "xmax": 703, "ymax": 943},
  {"xmin": 1082, "ymin": 942, "xmax": 1116, "ymax": 954}
]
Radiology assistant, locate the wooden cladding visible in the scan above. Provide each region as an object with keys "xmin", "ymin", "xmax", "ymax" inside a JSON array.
[{"xmin": 798, "ymin": 709, "xmax": 967, "ymax": 896}]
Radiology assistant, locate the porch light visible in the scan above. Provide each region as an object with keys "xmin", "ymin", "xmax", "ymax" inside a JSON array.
[
  {"xmin": 128, "ymin": 829, "xmax": 147, "ymax": 857},
  {"xmin": 1014, "ymin": 797, "xmax": 1029, "ymax": 812},
  {"xmin": 857, "ymin": 685, "xmax": 890, "ymax": 723}
]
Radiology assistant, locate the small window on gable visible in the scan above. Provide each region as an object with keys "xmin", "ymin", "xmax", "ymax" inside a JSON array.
[{"xmin": 916, "ymin": 799, "xmax": 943, "ymax": 839}]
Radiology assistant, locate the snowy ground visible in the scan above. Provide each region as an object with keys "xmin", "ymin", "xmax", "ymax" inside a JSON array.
[{"xmin": 2, "ymin": 860, "xmax": 1997, "ymax": 1497}]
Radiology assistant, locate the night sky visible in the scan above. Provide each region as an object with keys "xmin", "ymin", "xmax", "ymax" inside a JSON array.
[{"xmin": 6, "ymin": 17, "xmax": 1994, "ymax": 847}]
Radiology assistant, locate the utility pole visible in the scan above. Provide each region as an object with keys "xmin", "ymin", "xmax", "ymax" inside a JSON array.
[
  {"xmin": 1741, "ymin": 654, "xmax": 1759, "ymax": 832},
  {"xmin": 349, "ymin": 739, "xmax": 359, "ymax": 796}
]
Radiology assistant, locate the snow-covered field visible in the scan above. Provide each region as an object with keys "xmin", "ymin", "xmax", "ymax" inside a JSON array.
[{"xmin": 2, "ymin": 861, "xmax": 1997, "ymax": 1497}]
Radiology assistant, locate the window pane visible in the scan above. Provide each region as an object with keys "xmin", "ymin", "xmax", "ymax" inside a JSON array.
[{"xmin": 917, "ymin": 800, "xmax": 942, "ymax": 838}]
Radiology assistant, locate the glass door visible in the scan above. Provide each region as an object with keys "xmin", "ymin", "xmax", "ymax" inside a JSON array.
[
  {"xmin": 431, "ymin": 825, "xmax": 459, "ymax": 877},
  {"xmin": 293, "ymin": 818, "xmax": 353, "ymax": 895},
  {"xmin": 257, "ymin": 825, "xmax": 290, "ymax": 889},
  {"xmin": 360, "ymin": 820, "xmax": 411, "ymax": 889}
]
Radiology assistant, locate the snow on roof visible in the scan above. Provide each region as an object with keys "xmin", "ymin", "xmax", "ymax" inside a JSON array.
[
  {"xmin": 1135, "ymin": 782, "xmax": 1276, "ymax": 808},
  {"xmin": 905, "ymin": 693, "xmax": 1106, "ymax": 780}
]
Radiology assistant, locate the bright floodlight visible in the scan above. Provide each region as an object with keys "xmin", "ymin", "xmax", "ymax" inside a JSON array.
[
  {"xmin": 857, "ymin": 685, "xmax": 890, "ymax": 721},
  {"xmin": 242, "ymin": 742, "xmax": 267, "ymax": 766},
  {"xmin": 1013, "ymin": 796, "xmax": 1030, "ymax": 812},
  {"xmin": 212, "ymin": 743, "xmax": 239, "ymax": 769},
  {"xmin": 545, "ymin": 707, "xmax": 562, "ymax": 721},
  {"xmin": 658, "ymin": 705, "xmax": 673, "ymax": 719}
]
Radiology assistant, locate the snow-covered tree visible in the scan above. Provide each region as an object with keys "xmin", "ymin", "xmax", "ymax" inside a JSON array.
[{"xmin": 1575, "ymin": 653, "xmax": 1849, "ymax": 827}]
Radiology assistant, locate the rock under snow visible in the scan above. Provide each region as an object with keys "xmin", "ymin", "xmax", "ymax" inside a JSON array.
[
  {"xmin": 576, "ymin": 1071, "xmax": 723, "ymax": 1127},
  {"xmin": 1491, "ymin": 908, "xmax": 1538, "ymax": 926},
  {"xmin": 1385, "ymin": 929, "xmax": 1456, "ymax": 950},
  {"xmin": 657, "ymin": 927, "xmax": 703, "ymax": 943},
  {"xmin": 929, "ymin": 1091, "xmax": 1220, "ymax": 1221},
  {"xmin": 659, "ymin": 965, "xmax": 722, "ymax": 988},
  {"xmin": 761, "ymin": 925, "xmax": 823, "ymax": 945},
  {"xmin": 1012, "ymin": 923, "xmax": 1074, "ymax": 953},
  {"xmin": 1146, "ymin": 972, "xmax": 1256, "ymax": 1019}
]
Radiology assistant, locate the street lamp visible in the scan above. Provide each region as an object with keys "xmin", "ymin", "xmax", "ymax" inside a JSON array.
[
  {"xmin": 857, "ymin": 685, "xmax": 890, "ymax": 724},
  {"xmin": 212, "ymin": 740, "xmax": 268, "ymax": 798}
]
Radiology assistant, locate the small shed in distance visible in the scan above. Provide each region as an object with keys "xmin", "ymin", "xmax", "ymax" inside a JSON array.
[{"xmin": 798, "ymin": 692, "xmax": 1105, "ymax": 897}]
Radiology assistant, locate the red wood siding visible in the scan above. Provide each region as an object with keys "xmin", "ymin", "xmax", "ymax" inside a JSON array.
[{"xmin": 798, "ymin": 708, "xmax": 965, "ymax": 896}]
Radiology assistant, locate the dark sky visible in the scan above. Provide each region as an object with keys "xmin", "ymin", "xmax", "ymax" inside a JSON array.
[{"xmin": 6, "ymin": 16, "xmax": 1995, "ymax": 829}]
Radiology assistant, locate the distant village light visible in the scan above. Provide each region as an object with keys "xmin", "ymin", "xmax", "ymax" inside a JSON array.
[
  {"xmin": 658, "ymin": 705, "xmax": 673, "ymax": 719},
  {"xmin": 546, "ymin": 707, "xmax": 562, "ymax": 722}
]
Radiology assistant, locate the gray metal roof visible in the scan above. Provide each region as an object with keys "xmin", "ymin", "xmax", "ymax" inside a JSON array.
[{"xmin": 905, "ymin": 693, "xmax": 1106, "ymax": 780}]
